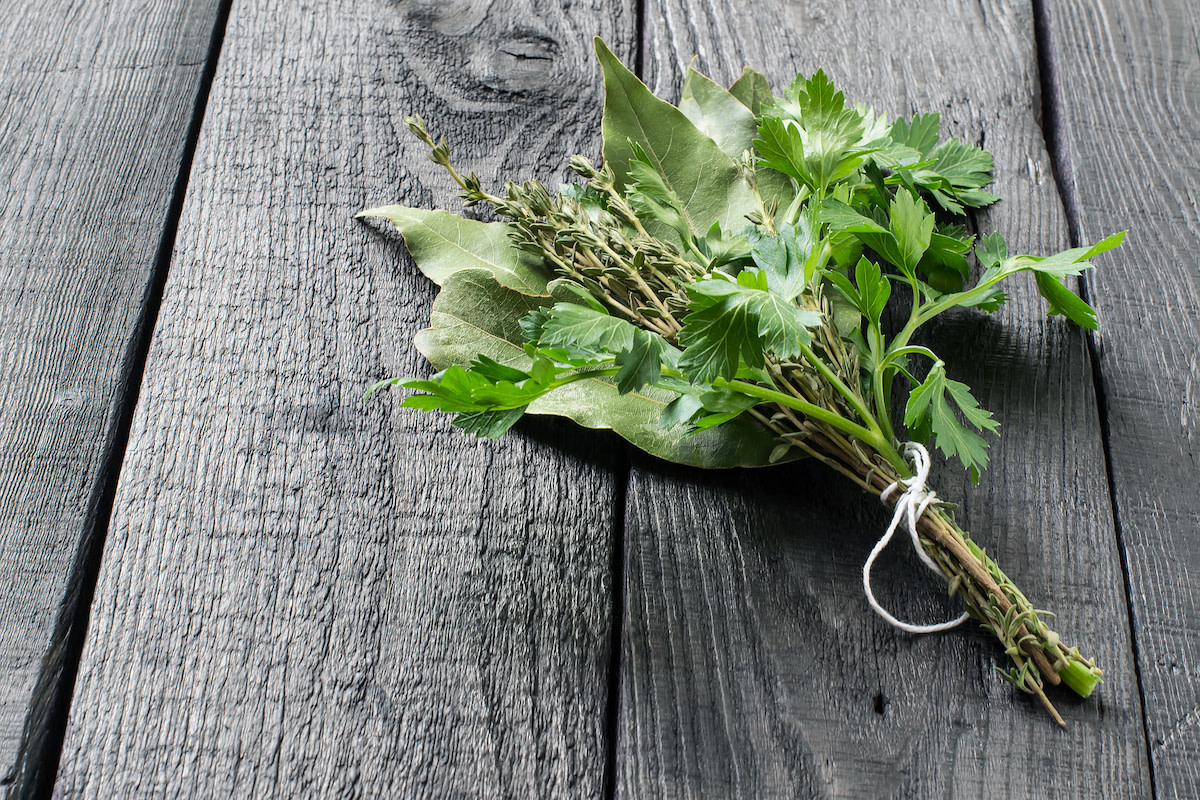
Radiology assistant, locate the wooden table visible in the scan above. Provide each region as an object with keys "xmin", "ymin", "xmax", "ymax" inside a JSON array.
[{"xmin": 0, "ymin": 0, "xmax": 1195, "ymax": 796}]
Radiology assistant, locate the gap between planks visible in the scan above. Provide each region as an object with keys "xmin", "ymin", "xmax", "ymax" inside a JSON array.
[
  {"xmin": 6, "ymin": 2, "xmax": 235, "ymax": 797},
  {"xmin": 1029, "ymin": 1, "xmax": 1159, "ymax": 797}
]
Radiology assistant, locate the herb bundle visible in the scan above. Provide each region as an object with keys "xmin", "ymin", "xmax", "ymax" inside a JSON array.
[{"xmin": 362, "ymin": 40, "xmax": 1119, "ymax": 723}]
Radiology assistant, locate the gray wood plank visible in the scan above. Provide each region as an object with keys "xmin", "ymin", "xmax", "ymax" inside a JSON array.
[
  {"xmin": 1046, "ymin": 1, "xmax": 1200, "ymax": 796},
  {"xmin": 51, "ymin": 0, "xmax": 634, "ymax": 797},
  {"xmin": 617, "ymin": 0, "xmax": 1151, "ymax": 796},
  {"xmin": 0, "ymin": 0, "xmax": 223, "ymax": 790}
]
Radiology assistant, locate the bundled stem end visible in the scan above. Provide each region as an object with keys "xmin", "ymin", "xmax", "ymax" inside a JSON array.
[
  {"xmin": 939, "ymin": 514, "xmax": 1101, "ymax": 726},
  {"xmin": 1060, "ymin": 660, "xmax": 1104, "ymax": 699}
]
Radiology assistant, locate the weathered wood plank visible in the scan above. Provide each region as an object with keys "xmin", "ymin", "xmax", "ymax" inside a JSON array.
[
  {"xmin": 53, "ymin": 1, "xmax": 632, "ymax": 797},
  {"xmin": 617, "ymin": 0, "xmax": 1151, "ymax": 795},
  {"xmin": 0, "ymin": 0, "xmax": 223, "ymax": 790},
  {"xmin": 1046, "ymin": 1, "xmax": 1200, "ymax": 795}
]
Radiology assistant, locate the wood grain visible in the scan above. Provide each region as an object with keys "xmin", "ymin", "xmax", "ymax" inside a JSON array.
[
  {"xmin": 616, "ymin": 0, "xmax": 1151, "ymax": 796},
  {"xmin": 1047, "ymin": 1, "xmax": 1200, "ymax": 796},
  {"xmin": 0, "ymin": 0, "xmax": 222, "ymax": 789},
  {"xmin": 53, "ymin": 0, "xmax": 632, "ymax": 797}
]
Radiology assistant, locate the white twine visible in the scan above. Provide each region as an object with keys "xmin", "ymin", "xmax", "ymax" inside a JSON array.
[{"xmin": 862, "ymin": 442, "xmax": 970, "ymax": 634}]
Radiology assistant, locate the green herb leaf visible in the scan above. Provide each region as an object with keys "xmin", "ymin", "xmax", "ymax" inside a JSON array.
[
  {"xmin": 697, "ymin": 222, "xmax": 754, "ymax": 272},
  {"xmin": 1033, "ymin": 272, "xmax": 1097, "ymax": 329},
  {"xmin": 915, "ymin": 235, "xmax": 1117, "ymax": 330},
  {"xmin": 678, "ymin": 275, "xmax": 822, "ymax": 382},
  {"xmin": 903, "ymin": 361, "xmax": 999, "ymax": 481},
  {"xmin": 400, "ymin": 364, "xmax": 542, "ymax": 438},
  {"xmin": 974, "ymin": 231, "xmax": 1008, "ymax": 268},
  {"xmin": 755, "ymin": 70, "xmax": 874, "ymax": 194},
  {"xmin": 469, "ymin": 355, "xmax": 532, "ymax": 383},
  {"xmin": 927, "ymin": 138, "xmax": 996, "ymax": 193},
  {"xmin": 1002, "ymin": 230, "xmax": 1125, "ymax": 279},
  {"xmin": 889, "ymin": 188, "xmax": 935, "ymax": 274},
  {"xmin": 778, "ymin": 69, "xmax": 862, "ymax": 141},
  {"xmin": 918, "ymin": 228, "xmax": 974, "ymax": 292},
  {"xmin": 890, "ymin": 112, "xmax": 941, "ymax": 157},
  {"xmin": 411, "ymin": 269, "xmax": 779, "ymax": 467},
  {"xmin": 960, "ymin": 286, "xmax": 1008, "ymax": 313},
  {"xmin": 547, "ymin": 278, "xmax": 608, "ymax": 312},
  {"xmin": 853, "ymin": 256, "xmax": 891, "ymax": 328},
  {"xmin": 452, "ymin": 408, "xmax": 528, "ymax": 438},
  {"xmin": 750, "ymin": 219, "xmax": 821, "ymax": 300},
  {"xmin": 661, "ymin": 393, "xmax": 705, "ymax": 428},
  {"xmin": 521, "ymin": 302, "xmax": 638, "ymax": 361},
  {"xmin": 820, "ymin": 199, "xmax": 912, "ymax": 276},
  {"xmin": 614, "ymin": 328, "xmax": 675, "ymax": 394},
  {"xmin": 825, "ymin": 255, "xmax": 891, "ymax": 335},
  {"xmin": 905, "ymin": 137, "xmax": 1001, "ymax": 213},
  {"xmin": 753, "ymin": 115, "xmax": 809, "ymax": 188},
  {"xmin": 626, "ymin": 143, "xmax": 694, "ymax": 241}
]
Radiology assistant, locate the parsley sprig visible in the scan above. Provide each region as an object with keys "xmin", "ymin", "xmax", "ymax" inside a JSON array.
[{"xmin": 361, "ymin": 39, "xmax": 1120, "ymax": 723}]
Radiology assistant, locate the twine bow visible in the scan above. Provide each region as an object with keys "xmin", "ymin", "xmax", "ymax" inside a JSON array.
[{"xmin": 863, "ymin": 442, "xmax": 970, "ymax": 634}]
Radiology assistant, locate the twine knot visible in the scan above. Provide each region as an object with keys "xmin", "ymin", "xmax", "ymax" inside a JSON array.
[{"xmin": 863, "ymin": 442, "xmax": 969, "ymax": 634}]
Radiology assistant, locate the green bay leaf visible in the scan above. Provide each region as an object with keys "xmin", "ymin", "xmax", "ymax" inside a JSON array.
[
  {"xmin": 594, "ymin": 38, "xmax": 758, "ymax": 236},
  {"xmin": 679, "ymin": 67, "xmax": 760, "ymax": 159},
  {"xmin": 359, "ymin": 205, "xmax": 552, "ymax": 294},
  {"xmin": 728, "ymin": 67, "xmax": 772, "ymax": 116}
]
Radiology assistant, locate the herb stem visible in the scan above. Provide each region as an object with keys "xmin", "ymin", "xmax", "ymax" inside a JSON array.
[
  {"xmin": 719, "ymin": 378, "xmax": 887, "ymax": 453},
  {"xmin": 796, "ymin": 340, "xmax": 883, "ymax": 439},
  {"xmin": 684, "ymin": 237, "xmax": 712, "ymax": 268},
  {"xmin": 872, "ymin": 368, "xmax": 894, "ymax": 443},
  {"xmin": 748, "ymin": 407, "xmax": 787, "ymax": 437},
  {"xmin": 592, "ymin": 276, "xmax": 671, "ymax": 335},
  {"xmin": 782, "ymin": 186, "xmax": 808, "ymax": 226},
  {"xmin": 788, "ymin": 436, "xmax": 874, "ymax": 492},
  {"xmin": 868, "ymin": 328, "xmax": 896, "ymax": 444},
  {"xmin": 601, "ymin": 244, "xmax": 679, "ymax": 329}
]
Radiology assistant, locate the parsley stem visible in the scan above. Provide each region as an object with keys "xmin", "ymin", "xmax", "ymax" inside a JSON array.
[
  {"xmin": 868, "ymin": 328, "xmax": 896, "ymax": 444},
  {"xmin": 782, "ymin": 186, "xmax": 809, "ymax": 226},
  {"xmin": 718, "ymin": 378, "xmax": 890, "ymax": 456},
  {"xmin": 911, "ymin": 273, "xmax": 1006, "ymax": 328},
  {"xmin": 796, "ymin": 340, "xmax": 883, "ymax": 439},
  {"xmin": 884, "ymin": 282, "xmax": 925, "ymax": 361},
  {"xmin": 684, "ymin": 237, "xmax": 712, "ymax": 268},
  {"xmin": 542, "ymin": 365, "xmax": 622, "ymax": 394},
  {"xmin": 872, "ymin": 368, "xmax": 893, "ymax": 443},
  {"xmin": 885, "ymin": 345, "xmax": 940, "ymax": 363}
]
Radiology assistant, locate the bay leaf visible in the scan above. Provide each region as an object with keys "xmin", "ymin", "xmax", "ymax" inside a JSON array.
[
  {"xmin": 359, "ymin": 205, "xmax": 552, "ymax": 294},
  {"xmin": 594, "ymin": 38, "xmax": 759, "ymax": 237},
  {"xmin": 679, "ymin": 67, "xmax": 759, "ymax": 159}
]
